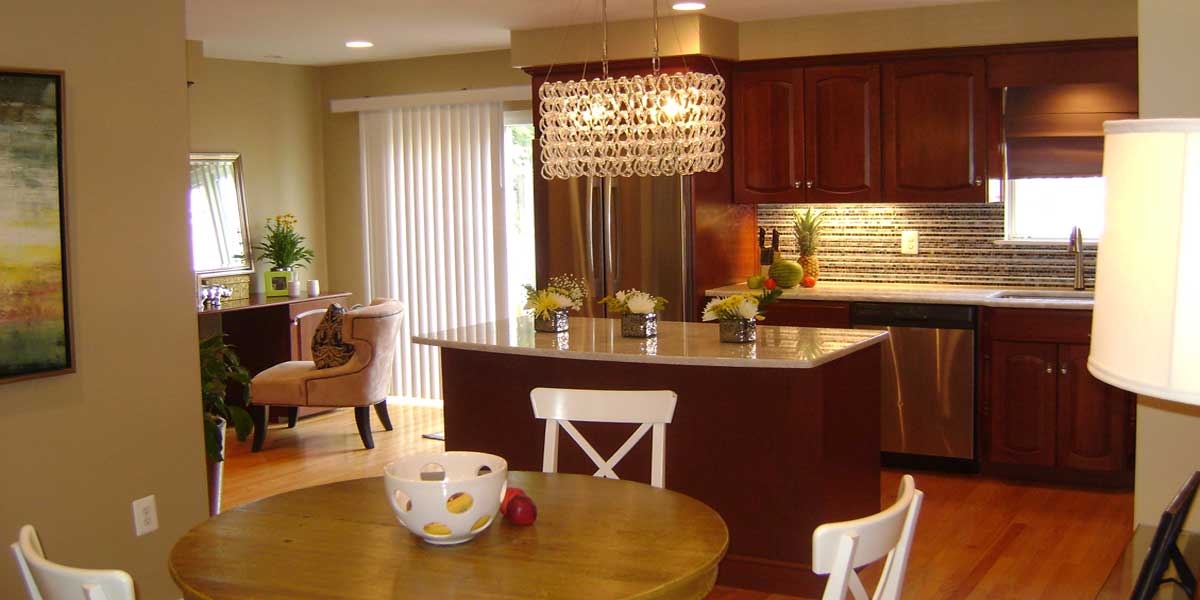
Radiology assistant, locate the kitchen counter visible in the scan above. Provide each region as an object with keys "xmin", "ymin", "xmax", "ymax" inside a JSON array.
[
  {"xmin": 414, "ymin": 315, "xmax": 884, "ymax": 595},
  {"xmin": 414, "ymin": 316, "xmax": 887, "ymax": 369},
  {"xmin": 705, "ymin": 281, "xmax": 1094, "ymax": 310}
]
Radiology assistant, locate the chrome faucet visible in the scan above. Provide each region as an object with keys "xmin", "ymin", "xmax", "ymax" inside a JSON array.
[{"xmin": 1068, "ymin": 226, "xmax": 1085, "ymax": 290}]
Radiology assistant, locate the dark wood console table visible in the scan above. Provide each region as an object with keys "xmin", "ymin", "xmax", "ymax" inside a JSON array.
[{"xmin": 198, "ymin": 292, "xmax": 352, "ymax": 422}]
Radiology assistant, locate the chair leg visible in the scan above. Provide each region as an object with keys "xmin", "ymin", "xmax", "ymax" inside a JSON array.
[
  {"xmin": 354, "ymin": 406, "xmax": 375, "ymax": 449},
  {"xmin": 286, "ymin": 407, "xmax": 299, "ymax": 429},
  {"xmin": 251, "ymin": 405, "xmax": 268, "ymax": 452},
  {"xmin": 374, "ymin": 400, "xmax": 394, "ymax": 431}
]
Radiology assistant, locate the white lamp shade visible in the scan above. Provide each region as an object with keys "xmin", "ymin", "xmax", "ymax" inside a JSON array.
[{"xmin": 1089, "ymin": 119, "xmax": 1200, "ymax": 405}]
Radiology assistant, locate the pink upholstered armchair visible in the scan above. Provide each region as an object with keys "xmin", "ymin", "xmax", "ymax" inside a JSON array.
[{"xmin": 249, "ymin": 299, "xmax": 406, "ymax": 451}]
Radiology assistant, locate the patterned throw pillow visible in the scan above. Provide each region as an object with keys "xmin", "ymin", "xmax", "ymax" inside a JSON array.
[{"xmin": 311, "ymin": 303, "xmax": 355, "ymax": 369}]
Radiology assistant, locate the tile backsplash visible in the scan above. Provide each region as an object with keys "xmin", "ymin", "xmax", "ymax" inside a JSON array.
[{"xmin": 756, "ymin": 203, "xmax": 1096, "ymax": 288}]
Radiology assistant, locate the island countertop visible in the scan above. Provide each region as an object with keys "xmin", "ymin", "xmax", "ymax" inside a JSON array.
[{"xmin": 412, "ymin": 316, "xmax": 887, "ymax": 369}]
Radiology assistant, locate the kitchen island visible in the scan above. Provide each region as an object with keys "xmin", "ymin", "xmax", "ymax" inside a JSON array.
[{"xmin": 414, "ymin": 317, "xmax": 887, "ymax": 596}]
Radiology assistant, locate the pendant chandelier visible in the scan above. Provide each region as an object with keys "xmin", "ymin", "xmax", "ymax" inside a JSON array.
[{"xmin": 537, "ymin": 0, "xmax": 726, "ymax": 180}]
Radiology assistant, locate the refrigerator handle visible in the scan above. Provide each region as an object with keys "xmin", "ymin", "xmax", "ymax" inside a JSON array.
[
  {"xmin": 604, "ymin": 177, "xmax": 616, "ymax": 296},
  {"xmin": 585, "ymin": 177, "xmax": 601, "ymax": 296},
  {"xmin": 611, "ymin": 182, "xmax": 621, "ymax": 290}
]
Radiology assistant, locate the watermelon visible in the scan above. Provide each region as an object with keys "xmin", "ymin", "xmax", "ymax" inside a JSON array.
[{"xmin": 768, "ymin": 260, "xmax": 805, "ymax": 288}]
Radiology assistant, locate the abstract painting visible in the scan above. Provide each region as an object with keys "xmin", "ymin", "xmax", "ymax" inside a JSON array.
[{"xmin": 0, "ymin": 70, "xmax": 71, "ymax": 384}]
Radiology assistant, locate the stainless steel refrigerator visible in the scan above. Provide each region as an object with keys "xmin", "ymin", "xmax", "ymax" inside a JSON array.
[{"xmin": 540, "ymin": 175, "xmax": 693, "ymax": 321}]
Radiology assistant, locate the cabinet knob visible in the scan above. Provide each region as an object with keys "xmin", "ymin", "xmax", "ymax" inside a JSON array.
[
  {"xmin": 793, "ymin": 180, "xmax": 803, "ymax": 189},
  {"xmin": 1045, "ymin": 367, "xmax": 1053, "ymax": 374},
  {"xmin": 806, "ymin": 181, "xmax": 814, "ymax": 189},
  {"xmin": 1060, "ymin": 367, "xmax": 1068, "ymax": 375},
  {"xmin": 974, "ymin": 177, "xmax": 984, "ymax": 187}
]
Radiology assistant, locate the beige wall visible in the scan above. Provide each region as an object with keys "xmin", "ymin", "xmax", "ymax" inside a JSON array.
[
  {"xmin": 740, "ymin": 0, "xmax": 1136, "ymax": 60},
  {"xmin": 319, "ymin": 50, "xmax": 529, "ymax": 302},
  {"xmin": 1134, "ymin": 0, "xmax": 1200, "ymax": 531},
  {"xmin": 189, "ymin": 58, "xmax": 328, "ymax": 288},
  {"xmin": 0, "ymin": 1, "xmax": 206, "ymax": 599}
]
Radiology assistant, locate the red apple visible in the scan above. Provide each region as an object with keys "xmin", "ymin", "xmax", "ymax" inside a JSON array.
[
  {"xmin": 501, "ymin": 487, "xmax": 526, "ymax": 515},
  {"xmin": 506, "ymin": 495, "xmax": 537, "ymax": 525},
  {"xmin": 802, "ymin": 275, "xmax": 817, "ymax": 288}
]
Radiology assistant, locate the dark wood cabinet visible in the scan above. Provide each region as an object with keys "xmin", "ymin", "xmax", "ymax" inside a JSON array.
[
  {"xmin": 981, "ymin": 308, "xmax": 1134, "ymax": 486},
  {"xmin": 732, "ymin": 68, "xmax": 805, "ymax": 203},
  {"xmin": 805, "ymin": 65, "xmax": 881, "ymax": 203},
  {"xmin": 883, "ymin": 57, "xmax": 987, "ymax": 203},
  {"xmin": 988, "ymin": 341, "xmax": 1059, "ymax": 467},
  {"xmin": 1056, "ymin": 343, "xmax": 1130, "ymax": 472},
  {"xmin": 763, "ymin": 300, "xmax": 851, "ymax": 328}
]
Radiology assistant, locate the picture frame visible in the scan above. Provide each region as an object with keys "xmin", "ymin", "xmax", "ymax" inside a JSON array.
[
  {"xmin": 265, "ymin": 270, "xmax": 291, "ymax": 297},
  {"xmin": 0, "ymin": 69, "xmax": 73, "ymax": 384}
]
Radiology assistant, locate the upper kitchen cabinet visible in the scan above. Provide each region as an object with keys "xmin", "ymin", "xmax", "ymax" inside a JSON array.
[
  {"xmin": 883, "ymin": 57, "xmax": 987, "ymax": 203},
  {"xmin": 732, "ymin": 68, "xmax": 805, "ymax": 203},
  {"xmin": 805, "ymin": 65, "xmax": 881, "ymax": 203}
]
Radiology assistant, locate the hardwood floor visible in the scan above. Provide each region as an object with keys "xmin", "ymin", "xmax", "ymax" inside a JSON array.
[{"xmin": 222, "ymin": 400, "xmax": 1133, "ymax": 600}]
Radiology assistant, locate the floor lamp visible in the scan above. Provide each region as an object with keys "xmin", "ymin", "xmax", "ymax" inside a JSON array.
[{"xmin": 1088, "ymin": 118, "xmax": 1200, "ymax": 599}]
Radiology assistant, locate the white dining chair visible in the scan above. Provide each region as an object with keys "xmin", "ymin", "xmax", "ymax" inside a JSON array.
[
  {"xmin": 530, "ymin": 387, "xmax": 677, "ymax": 488},
  {"xmin": 812, "ymin": 474, "xmax": 924, "ymax": 600},
  {"xmin": 10, "ymin": 525, "xmax": 136, "ymax": 600}
]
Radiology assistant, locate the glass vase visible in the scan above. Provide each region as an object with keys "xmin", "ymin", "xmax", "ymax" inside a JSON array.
[
  {"xmin": 534, "ymin": 309, "xmax": 570, "ymax": 333},
  {"xmin": 719, "ymin": 318, "xmax": 756, "ymax": 343},
  {"xmin": 621, "ymin": 313, "xmax": 658, "ymax": 338}
]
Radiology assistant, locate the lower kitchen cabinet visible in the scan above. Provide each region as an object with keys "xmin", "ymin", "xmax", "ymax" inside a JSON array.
[
  {"xmin": 764, "ymin": 300, "xmax": 851, "ymax": 328},
  {"xmin": 982, "ymin": 308, "xmax": 1134, "ymax": 487}
]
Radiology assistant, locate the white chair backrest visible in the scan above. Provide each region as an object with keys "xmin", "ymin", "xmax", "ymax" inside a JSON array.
[
  {"xmin": 530, "ymin": 387, "xmax": 677, "ymax": 488},
  {"xmin": 10, "ymin": 525, "xmax": 136, "ymax": 600},
  {"xmin": 812, "ymin": 474, "xmax": 924, "ymax": 600}
]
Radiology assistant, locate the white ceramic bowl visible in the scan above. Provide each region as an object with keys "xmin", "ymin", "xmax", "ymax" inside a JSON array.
[{"xmin": 383, "ymin": 451, "xmax": 508, "ymax": 545}]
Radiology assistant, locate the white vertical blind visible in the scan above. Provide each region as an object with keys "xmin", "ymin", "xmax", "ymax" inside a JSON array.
[{"xmin": 359, "ymin": 102, "xmax": 507, "ymax": 400}]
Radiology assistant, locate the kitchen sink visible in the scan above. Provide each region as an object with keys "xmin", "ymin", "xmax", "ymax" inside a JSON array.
[{"xmin": 990, "ymin": 289, "xmax": 1095, "ymax": 300}]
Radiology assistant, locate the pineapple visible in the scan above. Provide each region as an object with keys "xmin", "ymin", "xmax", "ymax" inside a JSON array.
[{"xmin": 792, "ymin": 208, "xmax": 824, "ymax": 281}]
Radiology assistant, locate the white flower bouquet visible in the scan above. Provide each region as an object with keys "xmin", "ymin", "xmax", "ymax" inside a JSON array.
[
  {"xmin": 523, "ymin": 274, "xmax": 588, "ymax": 320},
  {"xmin": 599, "ymin": 289, "xmax": 668, "ymax": 315}
]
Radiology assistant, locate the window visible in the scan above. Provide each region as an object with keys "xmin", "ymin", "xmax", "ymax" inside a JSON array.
[
  {"xmin": 503, "ymin": 116, "xmax": 535, "ymax": 318},
  {"xmin": 1006, "ymin": 177, "xmax": 1105, "ymax": 241}
]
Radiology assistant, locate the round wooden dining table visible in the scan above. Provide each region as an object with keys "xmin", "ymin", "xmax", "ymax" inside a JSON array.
[{"xmin": 169, "ymin": 471, "xmax": 729, "ymax": 599}]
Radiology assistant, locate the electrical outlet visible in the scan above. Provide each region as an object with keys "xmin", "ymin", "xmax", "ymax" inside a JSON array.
[
  {"xmin": 901, "ymin": 230, "xmax": 919, "ymax": 255},
  {"xmin": 132, "ymin": 495, "xmax": 158, "ymax": 536}
]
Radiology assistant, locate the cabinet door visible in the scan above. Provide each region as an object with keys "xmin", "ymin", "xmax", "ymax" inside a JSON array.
[
  {"xmin": 1056, "ymin": 344, "xmax": 1131, "ymax": 472},
  {"xmin": 805, "ymin": 64, "xmax": 881, "ymax": 203},
  {"xmin": 988, "ymin": 341, "xmax": 1058, "ymax": 466},
  {"xmin": 761, "ymin": 300, "xmax": 851, "ymax": 328},
  {"xmin": 733, "ymin": 68, "xmax": 804, "ymax": 203},
  {"xmin": 883, "ymin": 57, "xmax": 987, "ymax": 202}
]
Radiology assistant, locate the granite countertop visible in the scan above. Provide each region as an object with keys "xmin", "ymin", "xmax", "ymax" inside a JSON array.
[
  {"xmin": 704, "ymin": 281, "xmax": 1095, "ymax": 310},
  {"xmin": 413, "ymin": 316, "xmax": 888, "ymax": 369}
]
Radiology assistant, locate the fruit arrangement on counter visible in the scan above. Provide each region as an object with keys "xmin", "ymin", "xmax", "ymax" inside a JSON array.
[{"xmin": 753, "ymin": 208, "xmax": 823, "ymax": 290}]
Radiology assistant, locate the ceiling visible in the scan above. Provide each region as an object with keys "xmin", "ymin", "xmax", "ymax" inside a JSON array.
[{"xmin": 186, "ymin": 0, "xmax": 991, "ymax": 66}]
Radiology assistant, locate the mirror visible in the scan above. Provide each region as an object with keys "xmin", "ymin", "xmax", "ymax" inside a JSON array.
[{"xmin": 189, "ymin": 152, "xmax": 253, "ymax": 275}]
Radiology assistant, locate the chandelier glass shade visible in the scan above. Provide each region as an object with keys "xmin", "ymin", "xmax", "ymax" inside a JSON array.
[{"xmin": 537, "ymin": 0, "xmax": 727, "ymax": 180}]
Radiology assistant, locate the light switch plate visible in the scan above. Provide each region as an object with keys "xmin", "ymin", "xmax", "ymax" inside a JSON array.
[
  {"xmin": 132, "ymin": 494, "xmax": 158, "ymax": 536},
  {"xmin": 901, "ymin": 230, "xmax": 919, "ymax": 255}
]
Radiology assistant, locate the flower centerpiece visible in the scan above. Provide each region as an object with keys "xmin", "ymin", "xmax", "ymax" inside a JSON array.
[
  {"xmin": 600, "ymin": 289, "xmax": 668, "ymax": 338},
  {"xmin": 702, "ymin": 280, "xmax": 783, "ymax": 343},
  {"xmin": 253, "ymin": 214, "xmax": 315, "ymax": 297},
  {"xmin": 524, "ymin": 274, "xmax": 588, "ymax": 333}
]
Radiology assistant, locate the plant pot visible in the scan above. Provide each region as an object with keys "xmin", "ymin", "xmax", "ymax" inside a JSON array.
[
  {"xmin": 719, "ymin": 318, "xmax": 757, "ymax": 343},
  {"xmin": 265, "ymin": 267, "xmax": 292, "ymax": 297},
  {"xmin": 621, "ymin": 313, "xmax": 658, "ymax": 338},
  {"xmin": 206, "ymin": 417, "xmax": 227, "ymax": 516},
  {"xmin": 534, "ymin": 309, "xmax": 570, "ymax": 333}
]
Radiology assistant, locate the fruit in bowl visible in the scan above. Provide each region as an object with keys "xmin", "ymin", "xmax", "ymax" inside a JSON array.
[{"xmin": 383, "ymin": 451, "xmax": 508, "ymax": 545}]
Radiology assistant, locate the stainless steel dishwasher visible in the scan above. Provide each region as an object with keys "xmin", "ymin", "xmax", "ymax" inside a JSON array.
[{"xmin": 851, "ymin": 302, "xmax": 977, "ymax": 471}]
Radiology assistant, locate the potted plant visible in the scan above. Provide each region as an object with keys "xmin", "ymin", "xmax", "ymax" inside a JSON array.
[
  {"xmin": 524, "ymin": 274, "xmax": 588, "ymax": 333},
  {"xmin": 701, "ymin": 282, "xmax": 782, "ymax": 343},
  {"xmin": 599, "ymin": 289, "xmax": 668, "ymax": 338},
  {"xmin": 199, "ymin": 334, "xmax": 254, "ymax": 515},
  {"xmin": 253, "ymin": 213, "xmax": 315, "ymax": 297}
]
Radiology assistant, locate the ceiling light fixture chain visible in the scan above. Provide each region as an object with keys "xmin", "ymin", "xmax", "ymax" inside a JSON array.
[{"xmin": 537, "ymin": 0, "xmax": 726, "ymax": 179}]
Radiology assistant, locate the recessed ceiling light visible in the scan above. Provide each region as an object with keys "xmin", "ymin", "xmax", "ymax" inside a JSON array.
[
  {"xmin": 345, "ymin": 40, "xmax": 374, "ymax": 49},
  {"xmin": 672, "ymin": 2, "xmax": 706, "ymax": 10}
]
